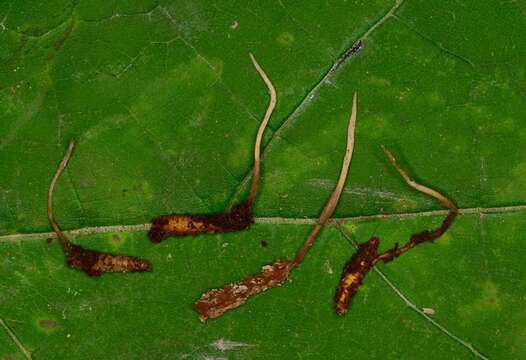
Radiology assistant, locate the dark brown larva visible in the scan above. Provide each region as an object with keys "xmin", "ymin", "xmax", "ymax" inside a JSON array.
[
  {"xmin": 335, "ymin": 237, "xmax": 379, "ymax": 316},
  {"xmin": 148, "ymin": 53, "xmax": 276, "ymax": 244},
  {"xmin": 148, "ymin": 201, "xmax": 253, "ymax": 243},
  {"xmin": 66, "ymin": 244, "xmax": 152, "ymax": 277}
]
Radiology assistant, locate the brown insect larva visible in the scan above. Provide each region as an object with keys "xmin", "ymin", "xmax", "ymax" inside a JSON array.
[
  {"xmin": 65, "ymin": 244, "xmax": 151, "ymax": 277},
  {"xmin": 48, "ymin": 140, "xmax": 152, "ymax": 277},
  {"xmin": 334, "ymin": 237, "xmax": 379, "ymax": 316},
  {"xmin": 148, "ymin": 201, "xmax": 252, "ymax": 243},
  {"xmin": 148, "ymin": 53, "xmax": 277, "ymax": 243}
]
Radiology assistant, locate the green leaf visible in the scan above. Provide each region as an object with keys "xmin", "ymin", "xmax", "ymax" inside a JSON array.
[{"xmin": 1, "ymin": 1, "xmax": 525, "ymax": 359}]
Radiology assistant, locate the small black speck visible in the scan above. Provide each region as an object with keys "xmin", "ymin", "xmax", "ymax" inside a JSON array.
[
  {"xmin": 261, "ymin": 240, "xmax": 268, "ymax": 247},
  {"xmin": 46, "ymin": 238, "xmax": 53, "ymax": 245},
  {"xmin": 112, "ymin": 234, "xmax": 121, "ymax": 242}
]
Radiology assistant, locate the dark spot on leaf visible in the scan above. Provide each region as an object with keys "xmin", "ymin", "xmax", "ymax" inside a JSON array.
[
  {"xmin": 46, "ymin": 237, "xmax": 53, "ymax": 245},
  {"xmin": 261, "ymin": 240, "xmax": 268, "ymax": 247},
  {"xmin": 112, "ymin": 234, "xmax": 121, "ymax": 243},
  {"xmin": 39, "ymin": 319, "xmax": 57, "ymax": 329}
]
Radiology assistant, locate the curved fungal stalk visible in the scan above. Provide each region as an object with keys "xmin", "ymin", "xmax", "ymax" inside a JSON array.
[
  {"xmin": 47, "ymin": 141, "xmax": 75, "ymax": 252},
  {"xmin": 193, "ymin": 93, "xmax": 359, "ymax": 321},
  {"xmin": 148, "ymin": 53, "xmax": 277, "ymax": 243},
  {"xmin": 48, "ymin": 140, "xmax": 152, "ymax": 277},
  {"xmin": 290, "ymin": 92, "xmax": 358, "ymax": 269},
  {"xmin": 246, "ymin": 52, "xmax": 277, "ymax": 206},
  {"xmin": 374, "ymin": 146, "xmax": 458, "ymax": 263},
  {"xmin": 381, "ymin": 145, "xmax": 457, "ymax": 211},
  {"xmin": 335, "ymin": 147, "xmax": 458, "ymax": 315}
]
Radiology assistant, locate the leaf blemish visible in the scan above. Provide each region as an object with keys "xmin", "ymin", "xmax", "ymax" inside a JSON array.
[
  {"xmin": 38, "ymin": 319, "xmax": 57, "ymax": 330},
  {"xmin": 277, "ymin": 32, "xmax": 295, "ymax": 46}
]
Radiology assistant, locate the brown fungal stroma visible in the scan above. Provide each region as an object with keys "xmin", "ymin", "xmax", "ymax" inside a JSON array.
[{"xmin": 335, "ymin": 210, "xmax": 457, "ymax": 315}]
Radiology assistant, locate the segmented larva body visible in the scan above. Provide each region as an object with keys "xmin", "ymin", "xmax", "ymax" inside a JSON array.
[
  {"xmin": 335, "ymin": 237, "xmax": 379, "ymax": 316},
  {"xmin": 66, "ymin": 244, "xmax": 152, "ymax": 277},
  {"xmin": 148, "ymin": 201, "xmax": 252, "ymax": 243}
]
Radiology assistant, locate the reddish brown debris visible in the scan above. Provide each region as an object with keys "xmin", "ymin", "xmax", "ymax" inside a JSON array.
[
  {"xmin": 335, "ymin": 237, "xmax": 379, "ymax": 316},
  {"xmin": 148, "ymin": 201, "xmax": 252, "ymax": 243},
  {"xmin": 66, "ymin": 244, "xmax": 152, "ymax": 277},
  {"xmin": 192, "ymin": 259, "xmax": 290, "ymax": 322}
]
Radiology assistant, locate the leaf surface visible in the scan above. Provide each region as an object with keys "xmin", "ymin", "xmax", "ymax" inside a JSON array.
[{"xmin": 1, "ymin": 1, "xmax": 525, "ymax": 359}]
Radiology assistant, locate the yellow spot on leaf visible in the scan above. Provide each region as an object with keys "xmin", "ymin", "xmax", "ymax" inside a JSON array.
[
  {"xmin": 459, "ymin": 280, "xmax": 500, "ymax": 318},
  {"xmin": 277, "ymin": 32, "xmax": 295, "ymax": 46}
]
